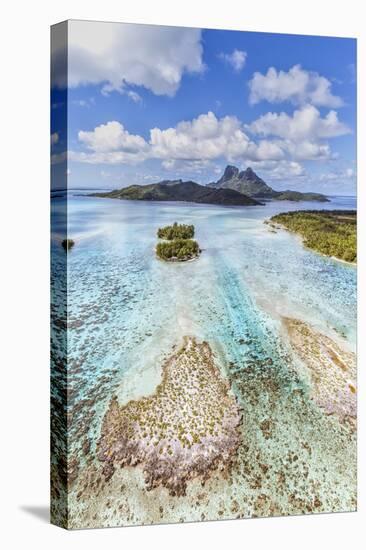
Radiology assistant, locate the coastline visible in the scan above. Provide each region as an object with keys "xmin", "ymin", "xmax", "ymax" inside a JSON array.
[
  {"xmin": 267, "ymin": 220, "xmax": 356, "ymax": 267},
  {"xmin": 155, "ymin": 252, "xmax": 200, "ymax": 263}
]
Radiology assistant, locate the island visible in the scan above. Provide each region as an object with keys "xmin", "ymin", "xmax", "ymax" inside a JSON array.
[
  {"xmin": 157, "ymin": 222, "xmax": 194, "ymax": 240},
  {"xmin": 156, "ymin": 222, "xmax": 200, "ymax": 262},
  {"xmin": 156, "ymin": 239, "xmax": 200, "ymax": 262},
  {"xmin": 89, "ymin": 179, "xmax": 261, "ymax": 206},
  {"xmin": 62, "ymin": 238, "xmax": 75, "ymax": 251},
  {"xmin": 209, "ymin": 165, "xmax": 329, "ymax": 202},
  {"xmin": 268, "ymin": 210, "xmax": 356, "ymax": 263}
]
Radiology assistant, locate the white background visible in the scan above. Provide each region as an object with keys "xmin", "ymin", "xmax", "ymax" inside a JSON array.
[{"xmin": 1, "ymin": 0, "xmax": 365, "ymax": 548}]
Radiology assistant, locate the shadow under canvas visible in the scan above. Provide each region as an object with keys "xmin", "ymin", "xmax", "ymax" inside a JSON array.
[{"xmin": 20, "ymin": 506, "xmax": 49, "ymax": 523}]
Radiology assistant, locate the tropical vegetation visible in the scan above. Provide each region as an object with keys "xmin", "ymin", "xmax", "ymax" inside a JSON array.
[
  {"xmin": 270, "ymin": 210, "xmax": 356, "ymax": 263},
  {"xmin": 156, "ymin": 239, "xmax": 200, "ymax": 261},
  {"xmin": 157, "ymin": 222, "xmax": 194, "ymax": 240},
  {"xmin": 156, "ymin": 222, "xmax": 200, "ymax": 261}
]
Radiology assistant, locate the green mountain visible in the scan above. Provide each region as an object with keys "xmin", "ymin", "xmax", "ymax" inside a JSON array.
[
  {"xmin": 90, "ymin": 180, "xmax": 261, "ymax": 206},
  {"xmin": 209, "ymin": 165, "xmax": 329, "ymax": 202}
]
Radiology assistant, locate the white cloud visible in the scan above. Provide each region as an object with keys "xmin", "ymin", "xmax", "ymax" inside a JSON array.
[
  {"xmin": 253, "ymin": 140, "xmax": 284, "ymax": 161},
  {"xmin": 71, "ymin": 112, "xmax": 286, "ymax": 166},
  {"xmin": 248, "ymin": 105, "xmax": 349, "ymax": 141},
  {"xmin": 126, "ymin": 90, "xmax": 142, "ymax": 103},
  {"xmin": 219, "ymin": 49, "xmax": 247, "ymax": 72},
  {"xmin": 52, "ymin": 21, "xmax": 204, "ymax": 97},
  {"xmin": 71, "ymin": 105, "xmax": 350, "ymax": 166},
  {"xmin": 282, "ymin": 141, "xmax": 333, "ymax": 161},
  {"xmin": 248, "ymin": 105, "xmax": 350, "ymax": 160},
  {"xmin": 68, "ymin": 150, "xmax": 145, "ymax": 165},
  {"xmin": 161, "ymin": 159, "xmax": 212, "ymax": 173},
  {"xmin": 150, "ymin": 112, "xmax": 251, "ymax": 161},
  {"xmin": 319, "ymin": 168, "xmax": 356, "ymax": 182},
  {"xmin": 248, "ymin": 65, "xmax": 343, "ymax": 107},
  {"xmin": 251, "ymin": 160, "xmax": 306, "ymax": 180},
  {"xmin": 78, "ymin": 121, "xmax": 149, "ymax": 154},
  {"xmin": 51, "ymin": 132, "xmax": 59, "ymax": 145},
  {"xmin": 150, "ymin": 111, "xmax": 288, "ymax": 163},
  {"xmin": 71, "ymin": 98, "xmax": 95, "ymax": 108}
]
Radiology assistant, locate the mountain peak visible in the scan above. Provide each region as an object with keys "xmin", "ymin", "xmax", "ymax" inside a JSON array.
[
  {"xmin": 210, "ymin": 165, "xmax": 275, "ymax": 197},
  {"xmin": 208, "ymin": 165, "xmax": 328, "ymax": 201},
  {"xmin": 238, "ymin": 167, "xmax": 259, "ymax": 181},
  {"xmin": 221, "ymin": 165, "xmax": 239, "ymax": 181}
]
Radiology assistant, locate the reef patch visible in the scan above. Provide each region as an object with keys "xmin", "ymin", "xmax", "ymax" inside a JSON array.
[
  {"xmin": 97, "ymin": 337, "xmax": 241, "ymax": 496},
  {"xmin": 283, "ymin": 318, "xmax": 356, "ymax": 422}
]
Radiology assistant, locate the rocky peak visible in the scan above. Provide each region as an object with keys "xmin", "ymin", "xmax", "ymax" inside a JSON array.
[
  {"xmin": 239, "ymin": 167, "xmax": 257, "ymax": 180},
  {"xmin": 220, "ymin": 165, "xmax": 239, "ymax": 182}
]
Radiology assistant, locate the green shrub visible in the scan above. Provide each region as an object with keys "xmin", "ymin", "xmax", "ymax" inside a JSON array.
[
  {"xmin": 156, "ymin": 239, "xmax": 200, "ymax": 261},
  {"xmin": 157, "ymin": 222, "xmax": 194, "ymax": 240},
  {"xmin": 270, "ymin": 210, "xmax": 356, "ymax": 263}
]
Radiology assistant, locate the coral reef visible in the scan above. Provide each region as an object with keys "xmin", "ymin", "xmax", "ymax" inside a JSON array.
[
  {"xmin": 97, "ymin": 338, "xmax": 241, "ymax": 496},
  {"xmin": 283, "ymin": 318, "xmax": 356, "ymax": 422}
]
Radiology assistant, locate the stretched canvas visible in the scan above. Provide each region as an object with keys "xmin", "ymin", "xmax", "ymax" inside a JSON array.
[{"xmin": 50, "ymin": 19, "xmax": 357, "ymax": 529}]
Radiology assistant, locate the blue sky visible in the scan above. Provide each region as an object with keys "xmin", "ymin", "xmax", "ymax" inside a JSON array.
[{"xmin": 51, "ymin": 21, "xmax": 356, "ymax": 194}]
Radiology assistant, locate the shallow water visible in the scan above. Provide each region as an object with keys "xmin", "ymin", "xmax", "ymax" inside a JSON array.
[{"xmin": 51, "ymin": 193, "xmax": 356, "ymax": 526}]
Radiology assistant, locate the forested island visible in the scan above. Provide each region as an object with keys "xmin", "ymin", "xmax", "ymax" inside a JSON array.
[
  {"xmin": 269, "ymin": 210, "xmax": 356, "ymax": 263},
  {"xmin": 90, "ymin": 179, "xmax": 260, "ymax": 206},
  {"xmin": 62, "ymin": 238, "xmax": 75, "ymax": 251},
  {"xmin": 156, "ymin": 223, "xmax": 200, "ymax": 261},
  {"xmin": 157, "ymin": 222, "xmax": 194, "ymax": 240}
]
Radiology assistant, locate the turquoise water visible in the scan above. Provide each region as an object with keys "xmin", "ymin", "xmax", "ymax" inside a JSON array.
[
  {"xmin": 57, "ymin": 194, "xmax": 356, "ymax": 438},
  {"xmin": 51, "ymin": 193, "xmax": 357, "ymax": 524}
]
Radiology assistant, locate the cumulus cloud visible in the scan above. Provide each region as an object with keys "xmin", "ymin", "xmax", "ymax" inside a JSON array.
[
  {"xmin": 70, "ymin": 105, "xmax": 349, "ymax": 166},
  {"xmin": 161, "ymin": 159, "xmax": 213, "ymax": 174},
  {"xmin": 150, "ymin": 111, "xmax": 256, "ymax": 161},
  {"xmin": 248, "ymin": 105, "xmax": 349, "ymax": 141},
  {"xmin": 251, "ymin": 160, "xmax": 306, "ymax": 180},
  {"xmin": 319, "ymin": 168, "xmax": 356, "ymax": 182},
  {"xmin": 75, "ymin": 111, "xmax": 288, "ymax": 166},
  {"xmin": 248, "ymin": 65, "xmax": 343, "ymax": 107},
  {"xmin": 283, "ymin": 141, "xmax": 333, "ymax": 161},
  {"xmin": 52, "ymin": 21, "xmax": 204, "ymax": 97},
  {"xmin": 78, "ymin": 121, "xmax": 149, "ymax": 154},
  {"xmin": 219, "ymin": 49, "xmax": 247, "ymax": 72},
  {"xmin": 247, "ymin": 104, "xmax": 350, "ymax": 160}
]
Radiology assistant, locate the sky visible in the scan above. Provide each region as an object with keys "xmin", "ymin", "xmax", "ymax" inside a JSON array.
[{"xmin": 51, "ymin": 20, "xmax": 357, "ymax": 194}]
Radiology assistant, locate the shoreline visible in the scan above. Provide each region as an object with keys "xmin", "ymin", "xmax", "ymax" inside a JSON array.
[
  {"xmin": 155, "ymin": 253, "xmax": 200, "ymax": 263},
  {"xmin": 267, "ymin": 220, "xmax": 356, "ymax": 267},
  {"xmin": 154, "ymin": 245, "xmax": 201, "ymax": 263}
]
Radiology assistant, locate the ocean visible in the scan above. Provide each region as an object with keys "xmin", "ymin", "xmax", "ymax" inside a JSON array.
[{"xmin": 51, "ymin": 193, "xmax": 357, "ymax": 526}]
